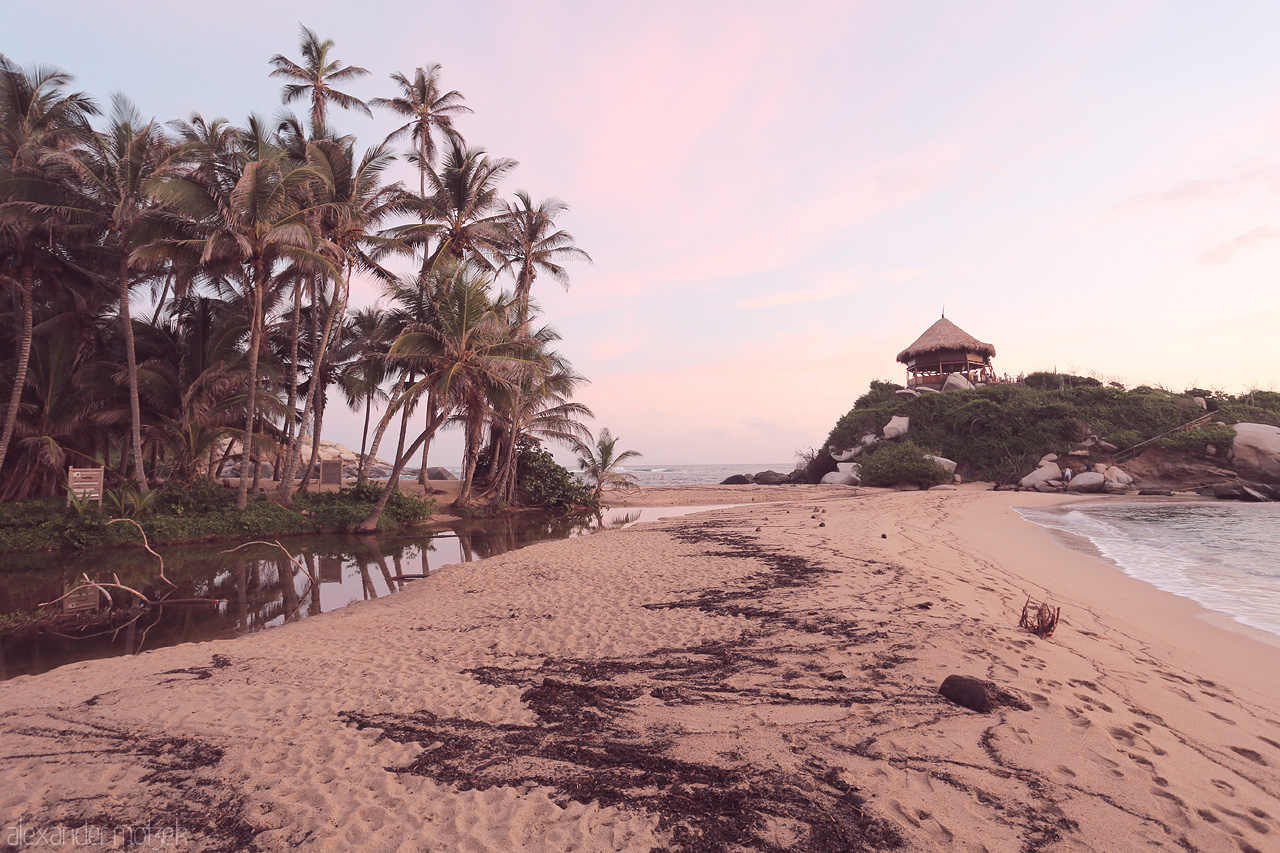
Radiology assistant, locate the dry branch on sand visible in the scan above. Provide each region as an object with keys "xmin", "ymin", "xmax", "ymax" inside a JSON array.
[{"xmin": 1019, "ymin": 594, "xmax": 1061, "ymax": 638}]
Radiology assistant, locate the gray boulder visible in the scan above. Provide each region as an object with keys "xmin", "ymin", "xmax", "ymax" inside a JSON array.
[
  {"xmin": 942, "ymin": 373, "xmax": 975, "ymax": 392},
  {"xmin": 821, "ymin": 471, "xmax": 859, "ymax": 486},
  {"xmin": 753, "ymin": 470, "xmax": 790, "ymax": 485},
  {"xmin": 720, "ymin": 474, "xmax": 753, "ymax": 485},
  {"xmin": 1039, "ymin": 454, "xmax": 1058, "ymax": 464},
  {"xmin": 1067, "ymin": 471, "xmax": 1107, "ymax": 493},
  {"xmin": 895, "ymin": 388, "xmax": 921, "ymax": 398},
  {"xmin": 924, "ymin": 454, "xmax": 957, "ymax": 474},
  {"xmin": 426, "ymin": 466, "xmax": 458, "ymax": 480},
  {"xmin": 830, "ymin": 446, "xmax": 858, "ymax": 462},
  {"xmin": 1096, "ymin": 439, "xmax": 1119, "ymax": 454},
  {"xmin": 1020, "ymin": 463, "xmax": 1062, "ymax": 490},
  {"xmin": 1103, "ymin": 466, "xmax": 1133, "ymax": 487},
  {"xmin": 883, "ymin": 415, "xmax": 910, "ymax": 440},
  {"xmin": 917, "ymin": 386, "xmax": 940, "ymax": 394},
  {"xmin": 861, "ymin": 433, "xmax": 879, "ymax": 446},
  {"xmin": 1232, "ymin": 423, "xmax": 1280, "ymax": 481}
]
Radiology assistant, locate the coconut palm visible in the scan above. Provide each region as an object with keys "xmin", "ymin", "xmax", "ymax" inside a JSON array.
[
  {"xmin": 371, "ymin": 64, "xmax": 470, "ymax": 198},
  {"xmin": 0, "ymin": 54, "xmax": 98, "ymax": 477},
  {"xmin": 148, "ymin": 117, "xmax": 335, "ymax": 508},
  {"xmin": 336, "ymin": 305, "xmax": 395, "ymax": 479},
  {"xmin": 499, "ymin": 190, "xmax": 591, "ymax": 321},
  {"xmin": 572, "ymin": 428, "xmax": 643, "ymax": 502},
  {"xmin": 47, "ymin": 94, "xmax": 183, "ymax": 491},
  {"xmin": 356, "ymin": 265, "xmax": 532, "ymax": 530},
  {"xmin": 393, "ymin": 139, "xmax": 516, "ymax": 272},
  {"xmin": 268, "ymin": 25, "xmax": 371, "ymax": 138}
]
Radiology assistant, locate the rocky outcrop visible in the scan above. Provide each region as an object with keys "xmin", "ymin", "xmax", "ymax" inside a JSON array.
[
  {"xmin": 1020, "ymin": 462, "xmax": 1062, "ymax": 492},
  {"xmin": 1232, "ymin": 423, "xmax": 1280, "ymax": 482},
  {"xmin": 830, "ymin": 447, "xmax": 859, "ymax": 462},
  {"xmin": 942, "ymin": 373, "xmax": 974, "ymax": 392},
  {"xmin": 753, "ymin": 470, "xmax": 790, "ymax": 485},
  {"xmin": 1067, "ymin": 471, "xmax": 1106, "ymax": 493},
  {"xmin": 895, "ymin": 388, "xmax": 921, "ymax": 398},
  {"xmin": 883, "ymin": 416, "xmax": 910, "ymax": 440},
  {"xmin": 426, "ymin": 467, "xmax": 457, "ymax": 480},
  {"xmin": 720, "ymin": 474, "xmax": 753, "ymax": 485},
  {"xmin": 821, "ymin": 471, "xmax": 859, "ymax": 486}
]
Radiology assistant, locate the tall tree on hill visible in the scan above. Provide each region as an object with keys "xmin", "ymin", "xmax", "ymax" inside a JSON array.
[
  {"xmin": 268, "ymin": 25, "xmax": 371, "ymax": 138},
  {"xmin": 0, "ymin": 55, "xmax": 99, "ymax": 477}
]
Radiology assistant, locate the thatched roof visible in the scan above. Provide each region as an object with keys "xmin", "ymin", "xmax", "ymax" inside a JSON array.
[{"xmin": 896, "ymin": 317, "xmax": 996, "ymax": 364}]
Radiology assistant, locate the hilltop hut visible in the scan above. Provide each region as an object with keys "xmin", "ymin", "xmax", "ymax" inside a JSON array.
[{"xmin": 896, "ymin": 316, "xmax": 996, "ymax": 389}]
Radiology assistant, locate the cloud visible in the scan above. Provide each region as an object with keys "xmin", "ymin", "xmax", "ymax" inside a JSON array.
[{"xmin": 1198, "ymin": 225, "xmax": 1280, "ymax": 265}]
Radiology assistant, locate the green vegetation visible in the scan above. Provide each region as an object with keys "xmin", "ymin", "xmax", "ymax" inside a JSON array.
[
  {"xmin": 0, "ymin": 481, "xmax": 435, "ymax": 554},
  {"xmin": 571, "ymin": 427, "xmax": 643, "ymax": 502},
  {"xmin": 859, "ymin": 441, "xmax": 951, "ymax": 488},
  {"xmin": 515, "ymin": 440, "xmax": 599, "ymax": 512},
  {"xmin": 0, "ymin": 26, "xmax": 597, "ymax": 526},
  {"xmin": 824, "ymin": 380, "xmax": 1280, "ymax": 483}
]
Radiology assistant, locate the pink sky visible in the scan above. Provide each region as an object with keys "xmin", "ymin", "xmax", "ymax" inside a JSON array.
[{"xmin": 12, "ymin": 1, "xmax": 1280, "ymax": 466}]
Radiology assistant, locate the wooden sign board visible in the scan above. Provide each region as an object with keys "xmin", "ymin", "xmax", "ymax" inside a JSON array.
[
  {"xmin": 319, "ymin": 459, "xmax": 343, "ymax": 486},
  {"xmin": 67, "ymin": 467, "xmax": 105, "ymax": 505},
  {"xmin": 62, "ymin": 585, "xmax": 100, "ymax": 613}
]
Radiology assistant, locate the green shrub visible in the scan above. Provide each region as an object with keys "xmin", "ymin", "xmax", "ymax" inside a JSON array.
[
  {"xmin": 1159, "ymin": 424, "xmax": 1237, "ymax": 455},
  {"xmin": 860, "ymin": 441, "xmax": 951, "ymax": 488},
  {"xmin": 1023, "ymin": 372, "xmax": 1102, "ymax": 390},
  {"xmin": 516, "ymin": 440, "xmax": 598, "ymax": 511}
]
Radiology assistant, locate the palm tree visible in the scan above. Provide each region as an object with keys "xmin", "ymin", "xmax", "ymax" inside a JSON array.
[
  {"xmin": 355, "ymin": 265, "xmax": 531, "ymax": 530},
  {"xmin": 336, "ymin": 305, "xmax": 394, "ymax": 479},
  {"xmin": 48, "ymin": 94, "xmax": 182, "ymax": 492},
  {"xmin": 572, "ymin": 428, "xmax": 643, "ymax": 502},
  {"xmin": 268, "ymin": 25, "xmax": 371, "ymax": 138},
  {"xmin": 275, "ymin": 138, "xmax": 406, "ymax": 497},
  {"xmin": 393, "ymin": 139, "xmax": 516, "ymax": 271},
  {"xmin": 148, "ymin": 117, "xmax": 335, "ymax": 509},
  {"xmin": 499, "ymin": 190, "xmax": 591, "ymax": 322},
  {"xmin": 0, "ymin": 54, "xmax": 98, "ymax": 477},
  {"xmin": 371, "ymin": 64, "xmax": 470, "ymax": 259}
]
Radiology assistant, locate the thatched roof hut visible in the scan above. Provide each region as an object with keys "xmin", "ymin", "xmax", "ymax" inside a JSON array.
[{"xmin": 896, "ymin": 316, "xmax": 995, "ymax": 388}]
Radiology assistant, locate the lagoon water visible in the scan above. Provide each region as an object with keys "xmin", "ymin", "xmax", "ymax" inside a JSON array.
[{"xmin": 1017, "ymin": 501, "xmax": 1280, "ymax": 640}]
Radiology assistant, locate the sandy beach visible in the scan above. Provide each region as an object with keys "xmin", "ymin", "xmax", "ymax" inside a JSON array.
[{"xmin": 2, "ymin": 487, "xmax": 1278, "ymax": 852}]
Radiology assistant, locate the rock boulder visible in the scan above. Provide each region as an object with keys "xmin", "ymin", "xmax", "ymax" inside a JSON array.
[
  {"xmin": 942, "ymin": 373, "xmax": 975, "ymax": 392},
  {"xmin": 821, "ymin": 471, "xmax": 860, "ymax": 486},
  {"xmin": 883, "ymin": 416, "xmax": 910, "ymax": 440},
  {"xmin": 1067, "ymin": 471, "xmax": 1106, "ymax": 493},
  {"xmin": 720, "ymin": 474, "xmax": 753, "ymax": 485},
  {"xmin": 1232, "ymin": 423, "xmax": 1280, "ymax": 482},
  {"xmin": 753, "ymin": 470, "xmax": 790, "ymax": 485},
  {"xmin": 1020, "ymin": 463, "xmax": 1062, "ymax": 491}
]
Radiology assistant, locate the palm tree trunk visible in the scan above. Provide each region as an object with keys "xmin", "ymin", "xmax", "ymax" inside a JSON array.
[
  {"xmin": 0, "ymin": 268, "xmax": 34, "ymax": 476},
  {"xmin": 237, "ymin": 282, "xmax": 265, "ymax": 510},
  {"xmin": 296, "ymin": 269, "xmax": 350, "ymax": 494},
  {"xmin": 357, "ymin": 386, "xmax": 373, "ymax": 482},
  {"xmin": 355, "ymin": 406, "xmax": 444, "ymax": 532},
  {"xmin": 360, "ymin": 380, "xmax": 403, "ymax": 481},
  {"xmin": 119, "ymin": 250, "xmax": 149, "ymax": 493},
  {"xmin": 274, "ymin": 278, "xmax": 305, "ymax": 498},
  {"xmin": 456, "ymin": 418, "xmax": 482, "ymax": 507}
]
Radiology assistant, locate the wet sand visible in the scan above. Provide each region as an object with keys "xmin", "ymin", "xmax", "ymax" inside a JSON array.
[{"xmin": 1, "ymin": 488, "xmax": 1277, "ymax": 851}]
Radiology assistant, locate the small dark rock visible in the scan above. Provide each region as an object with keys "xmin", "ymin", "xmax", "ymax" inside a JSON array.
[
  {"xmin": 818, "ymin": 522, "xmax": 825, "ymax": 527},
  {"xmin": 880, "ymin": 533, "xmax": 887, "ymax": 539},
  {"xmin": 939, "ymin": 674, "xmax": 1032, "ymax": 714}
]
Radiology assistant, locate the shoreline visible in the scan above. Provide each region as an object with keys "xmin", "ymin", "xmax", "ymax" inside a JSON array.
[{"xmin": 1, "ymin": 488, "xmax": 1277, "ymax": 850}]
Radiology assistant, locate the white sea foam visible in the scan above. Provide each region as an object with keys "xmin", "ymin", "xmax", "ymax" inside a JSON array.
[{"xmin": 1017, "ymin": 502, "xmax": 1280, "ymax": 638}]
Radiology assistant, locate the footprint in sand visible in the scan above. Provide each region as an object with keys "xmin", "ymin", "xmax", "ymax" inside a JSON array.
[
  {"xmin": 1210, "ymin": 779, "xmax": 1235, "ymax": 796},
  {"xmin": 1229, "ymin": 746, "xmax": 1268, "ymax": 766}
]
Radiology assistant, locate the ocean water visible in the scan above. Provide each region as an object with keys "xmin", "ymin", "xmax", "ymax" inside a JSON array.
[
  {"xmin": 1016, "ymin": 501, "xmax": 1280, "ymax": 639},
  {"xmin": 423, "ymin": 462, "xmax": 796, "ymax": 487},
  {"xmin": 611, "ymin": 463, "xmax": 797, "ymax": 487}
]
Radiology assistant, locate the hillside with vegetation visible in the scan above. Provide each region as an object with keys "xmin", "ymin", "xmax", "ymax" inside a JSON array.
[{"xmin": 821, "ymin": 373, "xmax": 1280, "ymax": 484}]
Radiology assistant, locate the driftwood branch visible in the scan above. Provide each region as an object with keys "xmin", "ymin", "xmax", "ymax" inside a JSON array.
[
  {"xmin": 221, "ymin": 540, "xmax": 317, "ymax": 583},
  {"xmin": 106, "ymin": 518, "xmax": 174, "ymax": 586},
  {"xmin": 1019, "ymin": 594, "xmax": 1061, "ymax": 639}
]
